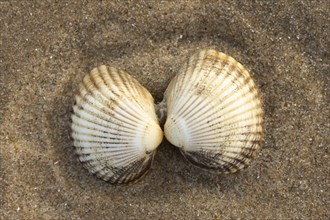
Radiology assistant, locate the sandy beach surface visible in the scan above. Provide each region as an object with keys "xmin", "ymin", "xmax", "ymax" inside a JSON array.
[{"xmin": 1, "ymin": 1, "xmax": 329, "ymax": 219}]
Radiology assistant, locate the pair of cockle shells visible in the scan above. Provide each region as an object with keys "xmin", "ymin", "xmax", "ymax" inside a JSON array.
[{"xmin": 71, "ymin": 49, "xmax": 264, "ymax": 184}]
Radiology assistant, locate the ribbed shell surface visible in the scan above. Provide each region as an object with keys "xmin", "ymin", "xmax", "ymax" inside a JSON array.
[
  {"xmin": 164, "ymin": 49, "xmax": 263, "ymax": 173},
  {"xmin": 72, "ymin": 65, "xmax": 163, "ymax": 184}
]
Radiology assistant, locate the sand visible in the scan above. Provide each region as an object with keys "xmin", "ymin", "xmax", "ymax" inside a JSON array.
[{"xmin": 1, "ymin": 1, "xmax": 329, "ymax": 219}]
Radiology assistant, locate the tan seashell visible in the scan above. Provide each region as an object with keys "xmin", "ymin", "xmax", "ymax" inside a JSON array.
[
  {"xmin": 163, "ymin": 49, "xmax": 263, "ymax": 173},
  {"xmin": 71, "ymin": 65, "xmax": 163, "ymax": 184}
]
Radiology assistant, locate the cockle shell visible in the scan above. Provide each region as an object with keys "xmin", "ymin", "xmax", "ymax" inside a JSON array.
[
  {"xmin": 71, "ymin": 65, "xmax": 163, "ymax": 184},
  {"xmin": 163, "ymin": 49, "xmax": 263, "ymax": 173}
]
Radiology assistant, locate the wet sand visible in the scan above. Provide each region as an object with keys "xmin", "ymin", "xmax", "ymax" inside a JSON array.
[{"xmin": 1, "ymin": 1, "xmax": 329, "ymax": 219}]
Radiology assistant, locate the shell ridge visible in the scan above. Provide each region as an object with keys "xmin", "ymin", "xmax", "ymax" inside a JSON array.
[
  {"xmin": 76, "ymin": 94, "xmax": 146, "ymax": 130},
  {"xmin": 191, "ymin": 135, "xmax": 263, "ymax": 145},
  {"xmin": 191, "ymin": 131, "xmax": 263, "ymax": 142},
  {"xmin": 182, "ymin": 150, "xmax": 241, "ymax": 173},
  {"xmin": 75, "ymin": 147, "xmax": 138, "ymax": 155},
  {"xmin": 188, "ymin": 115, "xmax": 263, "ymax": 138},
  {"xmin": 72, "ymin": 114, "xmax": 138, "ymax": 136},
  {"xmin": 180, "ymin": 58, "xmax": 246, "ymax": 122},
  {"xmin": 76, "ymin": 149, "xmax": 139, "ymax": 161},
  {"xmin": 81, "ymin": 83, "xmax": 159, "ymax": 133},
  {"xmin": 114, "ymin": 68, "xmax": 153, "ymax": 110},
  {"xmin": 78, "ymin": 148, "xmax": 142, "ymax": 168},
  {"xmin": 170, "ymin": 52, "xmax": 220, "ymax": 117},
  {"xmin": 109, "ymin": 67, "xmax": 156, "ymax": 116},
  {"xmin": 87, "ymin": 68, "xmax": 153, "ymax": 122},
  {"xmin": 73, "ymin": 105, "xmax": 145, "ymax": 135},
  {"xmin": 172, "ymin": 57, "xmax": 238, "ymax": 124},
  {"xmin": 114, "ymin": 154, "xmax": 154, "ymax": 184},
  {"xmin": 185, "ymin": 100, "xmax": 262, "ymax": 134},
  {"xmin": 168, "ymin": 51, "xmax": 208, "ymax": 115},
  {"xmin": 190, "ymin": 121, "xmax": 263, "ymax": 139},
  {"xmin": 72, "ymin": 115, "xmax": 160, "ymax": 141},
  {"xmin": 71, "ymin": 123, "xmax": 136, "ymax": 138}
]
